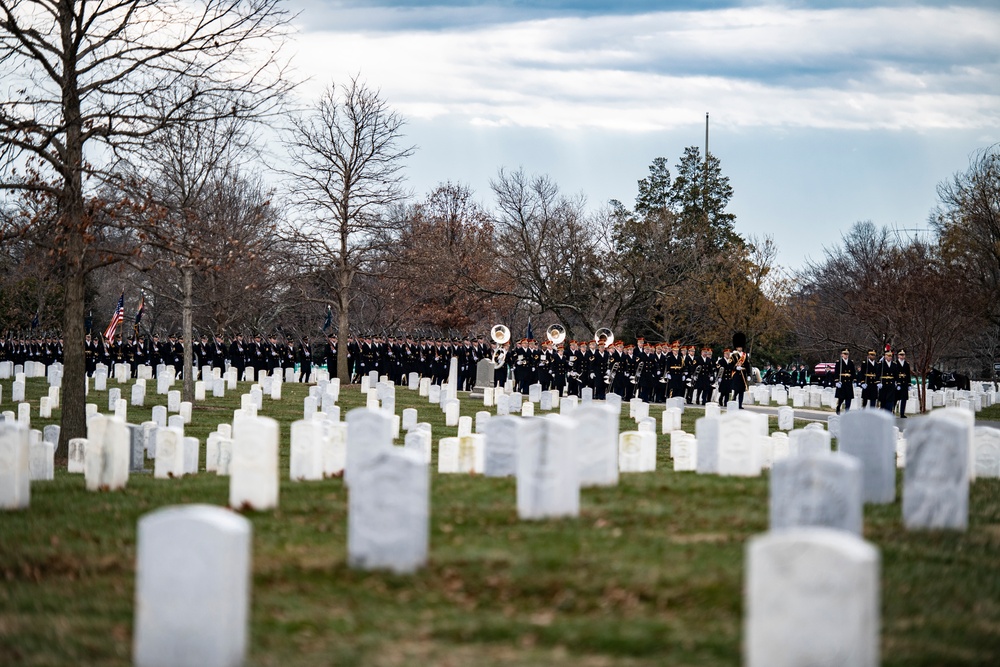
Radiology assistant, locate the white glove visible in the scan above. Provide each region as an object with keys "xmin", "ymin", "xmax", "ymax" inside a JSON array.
[
  {"xmin": 589, "ymin": 373, "xmax": 595, "ymax": 379},
  {"xmin": 877, "ymin": 383, "xmax": 883, "ymax": 390},
  {"xmin": 836, "ymin": 382, "xmax": 842, "ymax": 388},
  {"xmin": 861, "ymin": 383, "xmax": 867, "ymax": 389}
]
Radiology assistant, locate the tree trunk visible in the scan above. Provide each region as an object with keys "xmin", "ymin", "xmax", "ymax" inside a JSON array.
[
  {"xmin": 58, "ymin": 259, "xmax": 87, "ymax": 462},
  {"xmin": 336, "ymin": 286, "xmax": 350, "ymax": 384},
  {"xmin": 182, "ymin": 265, "xmax": 195, "ymax": 402}
]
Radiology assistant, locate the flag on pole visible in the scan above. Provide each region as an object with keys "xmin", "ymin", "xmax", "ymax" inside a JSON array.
[
  {"xmin": 322, "ymin": 304, "xmax": 333, "ymax": 332},
  {"xmin": 104, "ymin": 290, "xmax": 125, "ymax": 342},
  {"xmin": 133, "ymin": 293, "xmax": 145, "ymax": 337},
  {"xmin": 31, "ymin": 312, "xmax": 39, "ymax": 331},
  {"xmin": 526, "ymin": 317, "xmax": 534, "ymax": 341}
]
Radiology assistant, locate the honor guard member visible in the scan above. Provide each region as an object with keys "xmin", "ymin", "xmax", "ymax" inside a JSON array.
[
  {"xmin": 877, "ymin": 345, "xmax": 899, "ymax": 413},
  {"xmin": 896, "ymin": 349, "xmax": 912, "ymax": 418},
  {"xmin": 860, "ymin": 349, "xmax": 879, "ymax": 408},
  {"xmin": 621, "ymin": 344, "xmax": 638, "ymax": 401},
  {"xmin": 229, "ymin": 333, "xmax": 247, "ymax": 380},
  {"xmin": 297, "ymin": 337, "xmax": 313, "ymax": 383},
  {"xmin": 834, "ymin": 347, "xmax": 856, "ymax": 414},
  {"xmin": 683, "ymin": 344, "xmax": 698, "ymax": 404}
]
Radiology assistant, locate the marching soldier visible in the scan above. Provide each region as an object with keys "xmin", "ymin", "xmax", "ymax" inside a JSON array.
[
  {"xmin": 729, "ymin": 333, "xmax": 750, "ymax": 409},
  {"xmin": 877, "ymin": 345, "xmax": 899, "ymax": 414},
  {"xmin": 860, "ymin": 349, "xmax": 879, "ymax": 408},
  {"xmin": 717, "ymin": 347, "xmax": 732, "ymax": 407},
  {"xmin": 834, "ymin": 347, "xmax": 856, "ymax": 414},
  {"xmin": 896, "ymin": 349, "xmax": 912, "ymax": 418},
  {"xmin": 695, "ymin": 346, "xmax": 715, "ymax": 405}
]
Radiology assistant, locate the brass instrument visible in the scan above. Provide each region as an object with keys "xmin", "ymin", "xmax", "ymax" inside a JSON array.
[
  {"xmin": 546, "ymin": 323, "xmax": 566, "ymax": 345},
  {"xmin": 604, "ymin": 361, "xmax": 619, "ymax": 386},
  {"xmin": 631, "ymin": 360, "xmax": 643, "ymax": 385},
  {"xmin": 490, "ymin": 325, "xmax": 510, "ymax": 369},
  {"xmin": 594, "ymin": 327, "xmax": 614, "ymax": 347}
]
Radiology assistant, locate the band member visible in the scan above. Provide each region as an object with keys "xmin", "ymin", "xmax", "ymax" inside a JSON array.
[
  {"xmin": 695, "ymin": 346, "xmax": 715, "ymax": 405},
  {"xmin": 896, "ymin": 348, "xmax": 911, "ymax": 418},
  {"xmin": 729, "ymin": 333, "xmax": 749, "ymax": 409},
  {"xmin": 834, "ymin": 347, "xmax": 856, "ymax": 414},
  {"xmin": 717, "ymin": 347, "xmax": 732, "ymax": 407}
]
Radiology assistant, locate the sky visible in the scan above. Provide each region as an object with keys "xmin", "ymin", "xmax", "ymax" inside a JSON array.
[{"xmin": 283, "ymin": 0, "xmax": 1000, "ymax": 271}]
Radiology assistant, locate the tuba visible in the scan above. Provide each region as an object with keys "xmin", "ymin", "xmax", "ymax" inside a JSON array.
[
  {"xmin": 594, "ymin": 327, "xmax": 614, "ymax": 347},
  {"xmin": 490, "ymin": 324, "xmax": 510, "ymax": 369},
  {"xmin": 546, "ymin": 323, "xmax": 566, "ymax": 345}
]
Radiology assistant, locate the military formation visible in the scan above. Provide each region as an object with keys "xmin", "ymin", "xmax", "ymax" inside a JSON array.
[
  {"xmin": 0, "ymin": 329, "xmax": 913, "ymax": 414},
  {"xmin": 831, "ymin": 345, "xmax": 913, "ymax": 417}
]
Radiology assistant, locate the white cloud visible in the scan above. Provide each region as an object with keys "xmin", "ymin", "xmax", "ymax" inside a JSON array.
[{"xmin": 288, "ymin": 5, "xmax": 1000, "ymax": 131}]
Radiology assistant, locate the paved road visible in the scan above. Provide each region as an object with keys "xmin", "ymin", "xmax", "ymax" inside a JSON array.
[{"xmin": 681, "ymin": 403, "xmax": 1000, "ymax": 431}]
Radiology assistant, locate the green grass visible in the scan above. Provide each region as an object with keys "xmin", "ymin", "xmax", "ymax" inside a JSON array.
[{"xmin": 1, "ymin": 377, "xmax": 999, "ymax": 666}]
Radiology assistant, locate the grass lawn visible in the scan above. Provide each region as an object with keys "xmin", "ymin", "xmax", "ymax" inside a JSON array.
[{"xmin": 1, "ymin": 377, "xmax": 999, "ymax": 666}]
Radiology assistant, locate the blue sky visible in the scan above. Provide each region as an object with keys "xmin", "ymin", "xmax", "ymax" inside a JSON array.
[{"xmin": 285, "ymin": 0, "xmax": 1000, "ymax": 270}]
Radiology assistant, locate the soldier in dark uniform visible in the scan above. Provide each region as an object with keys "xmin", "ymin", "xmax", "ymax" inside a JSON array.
[
  {"xmin": 695, "ymin": 346, "xmax": 715, "ymax": 405},
  {"xmin": 324, "ymin": 335, "xmax": 338, "ymax": 379},
  {"xmin": 565, "ymin": 340, "xmax": 582, "ymax": 397},
  {"xmin": 229, "ymin": 333, "xmax": 247, "ymax": 380},
  {"xmin": 877, "ymin": 346, "xmax": 898, "ymax": 413},
  {"xmin": 210, "ymin": 334, "xmax": 227, "ymax": 372},
  {"xmin": 729, "ymin": 333, "xmax": 750, "ymax": 409},
  {"xmin": 717, "ymin": 347, "xmax": 732, "ymax": 407},
  {"xmin": 833, "ymin": 347, "xmax": 856, "ymax": 414},
  {"xmin": 896, "ymin": 349, "xmax": 911, "ymax": 418},
  {"xmin": 683, "ymin": 344, "xmax": 698, "ymax": 404},
  {"xmin": 666, "ymin": 341, "xmax": 685, "ymax": 400},
  {"xmin": 297, "ymin": 336, "xmax": 313, "ymax": 383},
  {"xmin": 860, "ymin": 349, "xmax": 879, "ymax": 408},
  {"xmin": 84, "ymin": 333, "xmax": 98, "ymax": 376},
  {"xmin": 591, "ymin": 340, "xmax": 611, "ymax": 400}
]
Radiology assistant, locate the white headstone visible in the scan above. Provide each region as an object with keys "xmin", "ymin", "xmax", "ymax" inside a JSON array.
[
  {"xmin": 402, "ymin": 408, "xmax": 418, "ymax": 431},
  {"xmin": 290, "ymin": 419, "xmax": 324, "ymax": 481},
  {"xmin": 574, "ymin": 404, "xmax": 620, "ymax": 487},
  {"xmin": 903, "ymin": 414, "xmax": 969, "ymax": 530},
  {"xmin": 475, "ymin": 411, "xmax": 491, "ymax": 434},
  {"xmin": 133, "ymin": 505, "xmax": 252, "ymax": 667},
  {"xmin": 789, "ymin": 427, "xmax": 832, "ymax": 457},
  {"xmin": 345, "ymin": 408, "xmax": 392, "ymax": 487},
  {"xmin": 85, "ymin": 415, "xmax": 129, "ymax": 491},
  {"xmin": 484, "ymin": 416, "xmax": 522, "ymax": 477},
  {"xmin": 229, "ymin": 416, "xmax": 279, "ymax": 511},
  {"xmin": 403, "ymin": 429, "xmax": 432, "ymax": 464},
  {"xmin": 183, "ymin": 437, "xmax": 199, "ymax": 475},
  {"xmin": 695, "ymin": 416, "xmax": 720, "ymax": 474},
  {"xmin": 154, "ymin": 427, "xmax": 185, "ymax": 479},
  {"xmin": 559, "ymin": 396, "xmax": 578, "ymax": 415},
  {"xmin": 618, "ymin": 431, "xmax": 656, "ymax": 472},
  {"xmin": 0, "ymin": 422, "xmax": 30, "ymax": 509},
  {"xmin": 771, "ymin": 454, "xmax": 863, "ymax": 535},
  {"xmin": 517, "ymin": 415, "xmax": 579, "ymax": 519},
  {"xmin": 777, "ymin": 406, "xmax": 794, "ymax": 431},
  {"xmin": 744, "ymin": 528, "xmax": 879, "ymax": 667},
  {"xmin": 167, "ymin": 390, "xmax": 181, "ymax": 413},
  {"xmin": 718, "ymin": 411, "xmax": 761, "ymax": 477},
  {"xmin": 671, "ymin": 432, "xmax": 698, "ymax": 471},
  {"xmin": 973, "ymin": 426, "xmax": 1000, "ymax": 478},
  {"xmin": 348, "ymin": 448, "xmax": 429, "ymax": 573},
  {"xmin": 839, "ymin": 409, "xmax": 896, "ymax": 504},
  {"xmin": 152, "ymin": 405, "xmax": 167, "ymax": 428}
]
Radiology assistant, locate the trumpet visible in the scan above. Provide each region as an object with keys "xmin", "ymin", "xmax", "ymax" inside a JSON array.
[{"xmin": 546, "ymin": 323, "xmax": 566, "ymax": 345}]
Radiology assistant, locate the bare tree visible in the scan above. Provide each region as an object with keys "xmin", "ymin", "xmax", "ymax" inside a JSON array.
[
  {"xmin": 487, "ymin": 167, "xmax": 603, "ymax": 337},
  {"xmin": 116, "ymin": 102, "xmax": 278, "ymax": 399},
  {"xmin": 0, "ymin": 0, "xmax": 292, "ymax": 451},
  {"xmin": 281, "ymin": 76, "xmax": 415, "ymax": 382}
]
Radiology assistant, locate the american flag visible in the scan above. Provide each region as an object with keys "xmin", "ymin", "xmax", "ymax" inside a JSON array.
[{"xmin": 104, "ymin": 291, "xmax": 125, "ymax": 343}]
